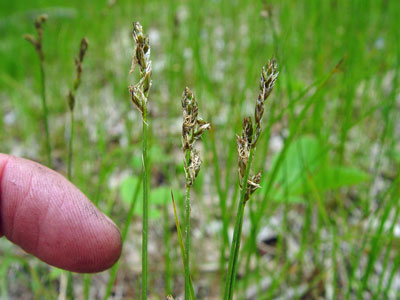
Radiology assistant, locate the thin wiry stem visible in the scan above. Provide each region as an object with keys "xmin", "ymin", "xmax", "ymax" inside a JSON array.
[
  {"xmin": 129, "ymin": 22, "xmax": 152, "ymax": 300},
  {"xmin": 184, "ymin": 149, "xmax": 191, "ymax": 300},
  {"xmin": 39, "ymin": 62, "xmax": 52, "ymax": 168},
  {"xmin": 171, "ymin": 191, "xmax": 196, "ymax": 300},
  {"xmin": 223, "ymin": 148, "xmax": 255, "ymax": 300},
  {"xmin": 62, "ymin": 37, "xmax": 88, "ymax": 300},
  {"xmin": 67, "ymin": 112, "xmax": 74, "ymax": 179},
  {"xmin": 142, "ymin": 103, "xmax": 149, "ymax": 300}
]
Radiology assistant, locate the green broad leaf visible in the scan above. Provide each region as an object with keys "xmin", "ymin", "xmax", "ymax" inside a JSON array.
[
  {"xmin": 268, "ymin": 135, "xmax": 369, "ymax": 203},
  {"xmin": 311, "ymin": 166, "xmax": 369, "ymax": 191},
  {"xmin": 287, "ymin": 165, "xmax": 369, "ymax": 195},
  {"xmin": 270, "ymin": 135, "xmax": 326, "ymax": 187}
]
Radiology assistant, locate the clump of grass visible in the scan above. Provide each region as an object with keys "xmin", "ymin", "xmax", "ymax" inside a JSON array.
[
  {"xmin": 128, "ymin": 21, "xmax": 152, "ymax": 300},
  {"xmin": 180, "ymin": 87, "xmax": 210, "ymax": 300},
  {"xmin": 24, "ymin": 14, "xmax": 52, "ymax": 168},
  {"xmin": 223, "ymin": 59, "xmax": 278, "ymax": 300}
]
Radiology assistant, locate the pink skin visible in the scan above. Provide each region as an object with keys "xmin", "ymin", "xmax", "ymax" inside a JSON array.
[{"xmin": 0, "ymin": 153, "xmax": 122, "ymax": 273}]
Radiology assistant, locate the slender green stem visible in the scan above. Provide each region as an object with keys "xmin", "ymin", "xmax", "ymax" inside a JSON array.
[
  {"xmin": 223, "ymin": 147, "xmax": 255, "ymax": 300},
  {"xmin": 163, "ymin": 201, "xmax": 172, "ymax": 295},
  {"xmin": 171, "ymin": 191, "xmax": 196, "ymax": 300},
  {"xmin": 64, "ymin": 109, "xmax": 75, "ymax": 300},
  {"xmin": 142, "ymin": 104, "xmax": 149, "ymax": 300},
  {"xmin": 67, "ymin": 111, "xmax": 74, "ymax": 179},
  {"xmin": 185, "ymin": 184, "xmax": 191, "ymax": 300},
  {"xmin": 184, "ymin": 149, "xmax": 191, "ymax": 300},
  {"xmin": 83, "ymin": 274, "xmax": 90, "ymax": 300},
  {"xmin": 39, "ymin": 62, "xmax": 52, "ymax": 168}
]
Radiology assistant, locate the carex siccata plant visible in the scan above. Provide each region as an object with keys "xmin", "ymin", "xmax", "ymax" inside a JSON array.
[
  {"xmin": 128, "ymin": 21, "xmax": 152, "ymax": 300},
  {"xmin": 181, "ymin": 87, "xmax": 210, "ymax": 300},
  {"xmin": 223, "ymin": 59, "xmax": 279, "ymax": 300},
  {"xmin": 61, "ymin": 36, "xmax": 88, "ymax": 300},
  {"xmin": 24, "ymin": 14, "xmax": 52, "ymax": 168}
]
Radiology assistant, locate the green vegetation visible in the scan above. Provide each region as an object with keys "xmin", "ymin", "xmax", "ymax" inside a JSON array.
[{"xmin": 1, "ymin": 0, "xmax": 400, "ymax": 299}]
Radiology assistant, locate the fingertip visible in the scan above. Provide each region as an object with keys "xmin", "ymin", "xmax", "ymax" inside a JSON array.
[
  {"xmin": 66, "ymin": 218, "xmax": 123, "ymax": 273},
  {"xmin": 0, "ymin": 154, "xmax": 123, "ymax": 273}
]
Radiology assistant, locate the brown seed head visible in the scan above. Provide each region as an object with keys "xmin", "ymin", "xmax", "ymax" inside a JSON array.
[
  {"xmin": 73, "ymin": 37, "xmax": 89, "ymax": 91},
  {"xmin": 24, "ymin": 14, "xmax": 48, "ymax": 62},
  {"xmin": 181, "ymin": 87, "xmax": 209, "ymax": 151},
  {"xmin": 236, "ymin": 58, "xmax": 277, "ymax": 203},
  {"xmin": 67, "ymin": 37, "xmax": 89, "ymax": 111},
  {"xmin": 34, "ymin": 14, "xmax": 48, "ymax": 42},
  {"xmin": 130, "ymin": 22, "xmax": 152, "ymax": 114},
  {"xmin": 78, "ymin": 38, "xmax": 89, "ymax": 64},
  {"xmin": 181, "ymin": 87, "xmax": 210, "ymax": 186},
  {"xmin": 253, "ymin": 58, "xmax": 279, "ymax": 147},
  {"xmin": 131, "ymin": 22, "xmax": 151, "ymax": 75}
]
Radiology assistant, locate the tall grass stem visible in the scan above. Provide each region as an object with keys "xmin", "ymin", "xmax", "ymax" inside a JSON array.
[{"xmin": 142, "ymin": 104, "xmax": 149, "ymax": 300}]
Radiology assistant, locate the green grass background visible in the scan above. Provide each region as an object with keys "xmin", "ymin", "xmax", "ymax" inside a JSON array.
[{"xmin": 1, "ymin": 0, "xmax": 400, "ymax": 299}]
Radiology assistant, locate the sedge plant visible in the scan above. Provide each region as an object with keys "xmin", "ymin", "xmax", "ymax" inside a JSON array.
[
  {"xmin": 180, "ymin": 87, "xmax": 210, "ymax": 300},
  {"xmin": 128, "ymin": 21, "xmax": 152, "ymax": 300},
  {"xmin": 223, "ymin": 59, "xmax": 278, "ymax": 300},
  {"xmin": 24, "ymin": 14, "xmax": 52, "ymax": 168},
  {"xmin": 61, "ymin": 37, "xmax": 89, "ymax": 300}
]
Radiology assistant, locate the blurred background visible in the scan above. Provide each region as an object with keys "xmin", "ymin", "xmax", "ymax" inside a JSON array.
[{"xmin": 0, "ymin": 0, "xmax": 399, "ymax": 299}]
